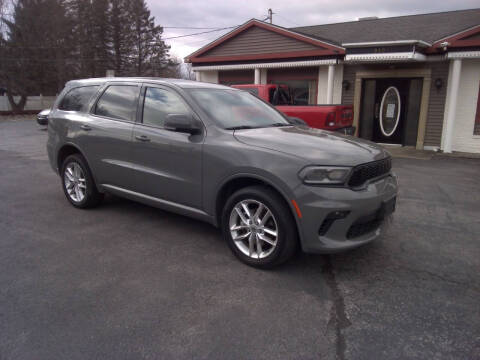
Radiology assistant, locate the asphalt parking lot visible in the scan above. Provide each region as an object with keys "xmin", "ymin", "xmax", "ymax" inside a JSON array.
[{"xmin": 1, "ymin": 117, "xmax": 479, "ymax": 360}]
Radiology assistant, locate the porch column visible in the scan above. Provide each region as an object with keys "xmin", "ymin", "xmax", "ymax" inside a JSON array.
[
  {"xmin": 443, "ymin": 59, "xmax": 462, "ymax": 153},
  {"xmin": 195, "ymin": 71, "xmax": 201, "ymax": 82},
  {"xmin": 326, "ymin": 64, "xmax": 335, "ymax": 104},
  {"xmin": 254, "ymin": 68, "xmax": 261, "ymax": 84},
  {"xmin": 260, "ymin": 69, "xmax": 267, "ymax": 84}
]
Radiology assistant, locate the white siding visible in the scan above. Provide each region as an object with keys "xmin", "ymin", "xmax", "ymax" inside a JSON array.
[
  {"xmin": 451, "ymin": 59, "xmax": 480, "ymax": 153},
  {"xmin": 333, "ymin": 64, "xmax": 344, "ymax": 104},
  {"xmin": 196, "ymin": 71, "xmax": 219, "ymax": 84},
  {"xmin": 0, "ymin": 95, "xmax": 56, "ymax": 111},
  {"xmin": 317, "ymin": 64, "xmax": 343, "ymax": 104},
  {"xmin": 317, "ymin": 66, "xmax": 328, "ymax": 104}
]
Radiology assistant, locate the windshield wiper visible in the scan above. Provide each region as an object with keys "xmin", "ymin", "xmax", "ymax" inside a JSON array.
[
  {"xmin": 265, "ymin": 123, "xmax": 291, "ymax": 127},
  {"xmin": 225, "ymin": 123, "xmax": 290, "ymax": 130},
  {"xmin": 225, "ymin": 125, "xmax": 256, "ymax": 130}
]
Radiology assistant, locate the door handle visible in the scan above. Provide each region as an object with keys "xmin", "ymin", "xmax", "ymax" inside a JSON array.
[
  {"xmin": 135, "ymin": 135, "xmax": 151, "ymax": 142},
  {"xmin": 80, "ymin": 124, "xmax": 92, "ymax": 131}
]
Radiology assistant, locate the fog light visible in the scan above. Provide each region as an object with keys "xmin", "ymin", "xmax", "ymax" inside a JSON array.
[{"xmin": 318, "ymin": 210, "xmax": 350, "ymax": 236}]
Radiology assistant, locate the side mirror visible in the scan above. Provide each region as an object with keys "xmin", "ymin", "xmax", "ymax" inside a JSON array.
[
  {"xmin": 37, "ymin": 108, "xmax": 50, "ymax": 126},
  {"xmin": 287, "ymin": 116, "xmax": 307, "ymax": 126},
  {"xmin": 164, "ymin": 114, "xmax": 200, "ymax": 135}
]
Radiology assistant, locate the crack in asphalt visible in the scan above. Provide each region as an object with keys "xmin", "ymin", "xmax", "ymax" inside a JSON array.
[{"xmin": 323, "ymin": 255, "xmax": 351, "ymax": 360}]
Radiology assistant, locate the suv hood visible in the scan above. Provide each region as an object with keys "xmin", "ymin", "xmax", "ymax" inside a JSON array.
[{"xmin": 234, "ymin": 126, "xmax": 390, "ymax": 166}]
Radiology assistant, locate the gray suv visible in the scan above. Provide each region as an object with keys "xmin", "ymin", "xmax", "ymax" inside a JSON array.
[{"xmin": 47, "ymin": 78, "xmax": 397, "ymax": 268}]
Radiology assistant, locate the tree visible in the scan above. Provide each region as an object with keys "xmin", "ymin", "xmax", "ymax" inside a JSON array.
[
  {"xmin": 161, "ymin": 56, "xmax": 197, "ymax": 80},
  {"xmin": 0, "ymin": 0, "xmax": 8, "ymax": 95},
  {"xmin": 109, "ymin": 0, "xmax": 130, "ymax": 75},
  {"xmin": 157, "ymin": 55, "xmax": 183, "ymax": 78},
  {"xmin": 123, "ymin": 0, "xmax": 172, "ymax": 77},
  {"xmin": 69, "ymin": 0, "xmax": 175, "ymax": 78},
  {"xmin": 68, "ymin": 0, "xmax": 110, "ymax": 78},
  {"xmin": 90, "ymin": 0, "xmax": 110, "ymax": 76},
  {"xmin": 183, "ymin": 62, "xmax": 196, "ymax": 80},
  {"xmin": 0, "ymin": 0, "xmax": 7, "ymax": 33},
  {"xmin": 43, "ymin": 0, "xmax": 74, "ymax": 92},
  {"xmin": 0, "ymin": 0, "xmax": 179, "ymax": 112},
  {"xmin": 0, "ymin": 0, "xmax": 72, "ymax": 112}
]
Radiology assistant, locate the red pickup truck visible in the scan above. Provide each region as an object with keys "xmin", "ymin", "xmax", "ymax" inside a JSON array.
[{"xmin": 232, "ymin": 84, "xmax": 355, "ymax": 134}]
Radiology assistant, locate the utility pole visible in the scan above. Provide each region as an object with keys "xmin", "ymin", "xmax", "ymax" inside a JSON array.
[{"xmin": 268, "ymin": 8, "xmax": 273, "ymax": 24}]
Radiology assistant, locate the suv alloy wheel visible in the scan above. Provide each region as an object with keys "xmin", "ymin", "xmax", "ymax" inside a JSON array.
[
  {"xmin": 222, "ymin": 185, "xmax": 298, "ymax": 268},
  {"xmin": 61, "ymin": 154, "xmax": 103, "ymax": 208}
]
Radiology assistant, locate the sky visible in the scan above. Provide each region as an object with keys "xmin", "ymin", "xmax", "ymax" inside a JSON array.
[{"xmin": 147, "ymin": 0, "xmax": 480, "ymax": 61}]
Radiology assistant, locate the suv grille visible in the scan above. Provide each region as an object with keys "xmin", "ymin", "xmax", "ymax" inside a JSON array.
[{"xmin": 348, "ymin": 157, "xmax": 392, "ymax": 187}]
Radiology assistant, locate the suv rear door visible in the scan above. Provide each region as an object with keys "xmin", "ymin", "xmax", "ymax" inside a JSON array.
[
  {"xmin": 82, "ymin": 82, "xmax": 140, "ymax": 189},
  {"xmin": 130, "ymin": 84, "xmax": 203, "ymax": 209}
]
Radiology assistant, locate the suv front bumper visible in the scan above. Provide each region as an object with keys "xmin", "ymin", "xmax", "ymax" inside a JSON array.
[{"xmin": 294, "ymin": 174, "xmax": 398, "ymax": 253}]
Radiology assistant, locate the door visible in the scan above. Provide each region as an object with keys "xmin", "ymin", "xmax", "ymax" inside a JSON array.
[
  {"xmin": 359, "ymin": 78, "xmax": 422, "ymax": 145},
  {"xmin": 131, "ymin": 85, "xmax": 203, "ymax": 209},
  {"xmin": 81, "ymin": 83, "xmax": 140, "ymax": 188},
  {"xmin": 373, "ymin": 79, "xmax": 409, "ymax": 144},
  {"xmin": 403, "ymin": 79, "xmax": 423, "ymax": 146}
]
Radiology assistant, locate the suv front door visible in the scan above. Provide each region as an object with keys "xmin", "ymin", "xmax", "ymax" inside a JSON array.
[{"xmin": 130, "ymin": 85, "xmax": 204, "ymax": 209}]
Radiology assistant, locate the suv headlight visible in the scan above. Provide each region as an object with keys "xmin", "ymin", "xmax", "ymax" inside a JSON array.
[{"xmin": 298, "ymin": 166, "xmax": 352, "ymax": 185}]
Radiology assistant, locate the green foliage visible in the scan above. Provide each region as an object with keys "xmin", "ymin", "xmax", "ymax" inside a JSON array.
[
  {"xmin": 0, "ymin": 0, "xmax": 179, "ymax": 110},
  {"xmin": 67, "ymin": 0, "xmax": 175, "ymax": 78},
  {"xmin": 1, "ymin": 0, "xmax": 73, "ymax": 100}
]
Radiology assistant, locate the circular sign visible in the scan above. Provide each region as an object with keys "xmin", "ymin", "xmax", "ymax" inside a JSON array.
[{"xmin": 379, "ymin": 86, "xmax": 401, "ymax": 137}]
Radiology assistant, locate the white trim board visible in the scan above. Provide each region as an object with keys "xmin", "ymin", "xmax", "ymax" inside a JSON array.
[
  {"xmin": 345, "ymin": 52, "xmax": 426, "ymax": 62},
  {"xmin": 343, "ymin": 40, "xmax": 431, "ymax": 47},
  {"xmin": 447, "ymin": 51, "xmax": 480, "ymax": 59},
  {"xmin": 192, "ymin": 59, "xmax": 338, "ymax": 71}
]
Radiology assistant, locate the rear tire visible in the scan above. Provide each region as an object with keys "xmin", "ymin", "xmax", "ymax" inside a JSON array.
[
  {"xmin": 61, "ymin": 154, "xmax": 103, "ymax": 208},
  {"xmin": 221, "ymin": 185, "xmax": 298, "ymax": 268}
]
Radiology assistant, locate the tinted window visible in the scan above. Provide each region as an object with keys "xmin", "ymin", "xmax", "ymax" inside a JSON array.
[
  {"xmin": 273, "ymin": 87, "xmax": 291, "ymax": 105},
  {"xmin": 268, "ymin": 88, "xmax": 276, "ymax": 103},
  {"xmin": 271, "ymin": 80, "xmax": 317, "ymax": 105},
  {"xmin": 59, "ymin": 86, "xmax": 99, "ymax": 112},
  {"xmin": 142, "ymin": 87, "xmax": 190, "ymax": 128},
  {"xmin": 94, "ymin": 85, "xmax": 138, "ymax": 121}
]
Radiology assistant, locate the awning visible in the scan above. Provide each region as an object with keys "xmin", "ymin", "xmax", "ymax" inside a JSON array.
[
  {"xmin": 192, "ymin": 59, "xmax": 338, "ymax": 71},
  {"xmin": 447, "ymin": 51, "xmax": 480, "ymax": 59},
  {"xmin": 345, "ymin": 52, "xmax": 426, "ymax": 63}
]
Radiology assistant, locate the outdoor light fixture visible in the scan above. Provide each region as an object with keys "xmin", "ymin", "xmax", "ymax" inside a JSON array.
[
  {"xmin": 342, "ymin": 80, "xmax": 351, "ymax": 91},
  {"xmin": 434, "ymin": 78, "xmax": 443, "ymax": 90}
]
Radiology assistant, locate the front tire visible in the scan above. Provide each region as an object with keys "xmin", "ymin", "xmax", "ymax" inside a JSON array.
[
  {"xmin": 222, "ymin": 185, "xmax": 298, "ymax": 268},
  {"xmin": 61, "ymin": 154, "xmax": 103, "ymax": 208}
]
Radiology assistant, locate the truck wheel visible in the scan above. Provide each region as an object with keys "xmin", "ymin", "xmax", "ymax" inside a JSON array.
[
  {"xmin": 222, "ymin": 185, "xmax": 298, "ymax": 268},
  {"xmin": 61, "ymin": 154, "xmax": 103, "ymax": 208}
]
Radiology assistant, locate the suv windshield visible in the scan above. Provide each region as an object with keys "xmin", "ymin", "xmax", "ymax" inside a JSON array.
[{"xmin": 188, "ymin": 89, "xmax": 290, "ymax": 130}]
